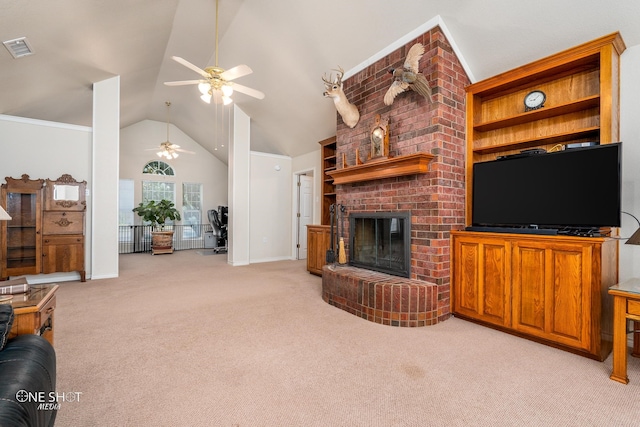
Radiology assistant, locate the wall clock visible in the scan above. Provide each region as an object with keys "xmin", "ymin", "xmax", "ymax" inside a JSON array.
[{"xmin": 524, "ymin": 90, "xmax": 546, "ymax": 111}]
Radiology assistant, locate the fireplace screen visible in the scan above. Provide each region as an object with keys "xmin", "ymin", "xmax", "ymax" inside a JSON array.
[{"xmin": 349, "ymin": 211, "xmax": 411, "ymax": 278}]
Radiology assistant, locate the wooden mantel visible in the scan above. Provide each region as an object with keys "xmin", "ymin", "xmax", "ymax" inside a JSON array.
[{"xmin": 328, "ymin": 152, "xmax": 435, "ymax": 185}]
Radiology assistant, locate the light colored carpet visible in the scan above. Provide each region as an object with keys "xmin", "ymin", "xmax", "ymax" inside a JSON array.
[{"xmin": 52, "ymin": 251, "xmax": 640, "ymax": 426}]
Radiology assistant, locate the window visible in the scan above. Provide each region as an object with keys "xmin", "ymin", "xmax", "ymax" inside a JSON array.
[
  {"xmin": 142, "ymin": 181, "xmax": 175, "ymax": 204},
  {"xmin": 142, "ymin": 160, "xmax": 174, "ymax": 176},
  {"xmin": 182, "ymin": 183, "xmax": 202, "ymax": 238},
  {"xmin": 119, "ymin": 179, "xmax": 135, "ymax": 226},
  {"xmin": 119, "ymin": 179, "xmax": 135, "ymax": 248}
]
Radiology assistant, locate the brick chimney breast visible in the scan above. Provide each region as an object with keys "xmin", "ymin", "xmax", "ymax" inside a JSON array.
[{"xmin": 334, "ymin": 27, "xmax": 470, "ymax": 322}]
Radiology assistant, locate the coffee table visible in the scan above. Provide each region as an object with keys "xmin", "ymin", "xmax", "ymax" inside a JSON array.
[{"xmin": 4, "ymin": 284, "xmax": 59, "ymax": 346}]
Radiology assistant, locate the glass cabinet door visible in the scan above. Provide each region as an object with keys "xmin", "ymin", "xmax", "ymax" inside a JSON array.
[
  {"xmin": 6, "ymin": 192, "xmax": 38, "ymax": 270},
  {"xmin": 1, "ymin": 175, "xmax": 43, "ymax": 278}
]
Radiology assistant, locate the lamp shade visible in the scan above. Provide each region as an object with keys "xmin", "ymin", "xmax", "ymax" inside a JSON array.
[
  {"xmin": 626, "ymin": 227, "xmax": 640, "ymax": 245},
  {"xmin": 0, "ymin": 206, "xmax": 11, "ymax": 221}
]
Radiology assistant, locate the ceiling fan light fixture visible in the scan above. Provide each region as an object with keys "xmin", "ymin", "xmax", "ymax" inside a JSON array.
[
  {"xmin": 198, "ymin": 82, "xmax": 211, "ymax": 95},
  {"xmin": 164, "ymin": 0, "xmax": 263, "ymax": 104},
  {"xmin": 221, "ymin": 85, "xmax": 233, "ymax": 97}
]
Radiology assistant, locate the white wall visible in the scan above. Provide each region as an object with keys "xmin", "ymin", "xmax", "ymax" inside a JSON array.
[
  {"xmin": 120, "ymin": 120, "xmax": 228, "ymax": 215},
  {"xmin": 0, "ymin": 114, "xmax": 92, "ymax": 282},
  {"xmin": 249, "ymin": 152, "xmax": 293, "ymax": 263},
  {"xmin": 619, "ymin": 44, "xmax": 640, "ymax": 280}
]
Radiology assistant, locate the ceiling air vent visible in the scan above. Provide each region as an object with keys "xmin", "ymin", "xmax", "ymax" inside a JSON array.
[{"xmin": 3, "ymin": 37, "xmax": 34, "ymax": 59}]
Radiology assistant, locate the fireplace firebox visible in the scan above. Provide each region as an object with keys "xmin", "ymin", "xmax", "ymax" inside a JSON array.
[{"xmin": 349, "ymin": 211, "xmax": 411, "ymax": 278}]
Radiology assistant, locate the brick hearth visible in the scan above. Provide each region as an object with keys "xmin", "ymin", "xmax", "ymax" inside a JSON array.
[
  {"xmin": 322, "ymin": 26, "xmax": 470, "ymax": 326},
  {"xmin": 322, "ymin": 265, "xmax": 439, "ymax": 327}
]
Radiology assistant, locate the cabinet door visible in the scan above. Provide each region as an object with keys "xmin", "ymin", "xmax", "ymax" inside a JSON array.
[
  {"xmin": 512, "ymin": 240, "xmax": 592, "ymax": 351},
  {"xmin": 307, "ymin": 226, "xmax": 331, "ymax": 275},
  {"xmin": 1, "ymin": 182, "xmax": 43, "ymax": 277},
  {"xmin": 452, "ymin": 235, "xmax": 510, "ymax": 327},
  {"xmin": 42, "ymin": 235, "xmax": 84, "ymax": 274}
]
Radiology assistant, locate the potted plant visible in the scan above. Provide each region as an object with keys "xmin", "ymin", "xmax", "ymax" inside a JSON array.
[{"xmin": 132, "ymin": 199, "xmax": 182, "ymax": 255}]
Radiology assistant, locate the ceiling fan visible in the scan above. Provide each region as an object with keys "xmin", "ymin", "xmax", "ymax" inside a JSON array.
[
  {"xmin": 164, "ymin": 0, "xmax": 264, "ymax": 105},
  {"xmin": 146, "ymin": 102, "xmax": 194, "ymax": 159}
]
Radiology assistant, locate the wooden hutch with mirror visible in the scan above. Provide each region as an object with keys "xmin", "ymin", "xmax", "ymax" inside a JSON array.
[
  {"xmin": 451, "ymin": 32, "xmax": 625, "ymax": 360},
  {"xmin": 1, "ymin": 173, "xmax": 87, "ymax": 282}
]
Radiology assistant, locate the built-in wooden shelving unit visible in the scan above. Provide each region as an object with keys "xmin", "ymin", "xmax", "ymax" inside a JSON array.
[{"xmin": 465, "ymin": 31, "xmax": 626, "ymax": 224}]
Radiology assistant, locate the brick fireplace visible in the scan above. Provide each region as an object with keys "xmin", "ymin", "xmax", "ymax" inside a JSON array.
[{"xmin": 321, "ymin": 26, "xmax": 469, "ymax": 325}]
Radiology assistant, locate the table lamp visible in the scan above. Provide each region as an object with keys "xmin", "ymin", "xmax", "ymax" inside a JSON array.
[
  {"xmin": 624, "ymin": 211, "xmax": 640, "ymax": 245},
  {"xmin": 627, "ymin": 227, "xmax": 640, "ymax": 245}
]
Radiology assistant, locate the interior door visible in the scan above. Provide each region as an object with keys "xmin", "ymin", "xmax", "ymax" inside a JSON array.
[{"xmin": 297, "ymin": 174, "xmax": 313, "ymax": 259}]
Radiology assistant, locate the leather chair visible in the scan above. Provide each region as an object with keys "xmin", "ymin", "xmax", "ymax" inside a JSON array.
[
  {"xmin": 0, "ymin": 305, "xmax": 57, "ymax": 427},
  {"xmin": 208, "ymin": 207, "xmax": 228, "ymax": 253}
]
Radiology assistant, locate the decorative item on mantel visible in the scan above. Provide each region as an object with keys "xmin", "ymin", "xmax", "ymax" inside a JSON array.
[
  {"xmin": 368, "ymin": 114, "xmax": 389, "ymax": 161},
  {"xmin": 341, "ymin": 114, "xmax": 390, "ymax": 168},
  {"xmin": 384, "ymin": 43, "xmax": 432, "ymax": 106},
  {"xmin": 322, "ymin": 66, "xmax": 360, "ymax": 128}
]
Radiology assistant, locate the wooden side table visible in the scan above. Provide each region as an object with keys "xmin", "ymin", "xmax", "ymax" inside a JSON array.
[
  {"xmin": 609, "ymin": 278, "xmax": 640, "ymax": 384},
  {"xmin": 6, "ymin": 284, "xmax": 59, "ymax": 346}
]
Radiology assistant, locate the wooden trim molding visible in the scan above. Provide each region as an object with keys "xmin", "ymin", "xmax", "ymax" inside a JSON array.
[{"xmin": 327, "ymin": 153, "xmax": 434, "ymax": 185}]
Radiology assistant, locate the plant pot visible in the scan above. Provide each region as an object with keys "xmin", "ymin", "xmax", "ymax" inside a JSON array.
[{"xmin": 151, "ymin": 230, "xmax": 174, "ymax": 255}]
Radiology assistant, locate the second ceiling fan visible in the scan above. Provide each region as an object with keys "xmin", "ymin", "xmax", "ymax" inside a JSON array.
[{"xmin": 164, "ymin": 0, "xmax": 264, "ymax": 105}]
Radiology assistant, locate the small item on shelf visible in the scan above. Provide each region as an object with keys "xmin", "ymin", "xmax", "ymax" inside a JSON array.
[{"xmin": 565, "ymin": 141, "xmax": 599, "ymax": 149}]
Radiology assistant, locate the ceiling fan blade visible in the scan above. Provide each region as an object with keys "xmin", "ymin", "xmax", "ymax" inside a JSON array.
[
  {"xmin": 171, "ymin": 56, "xmax": 209, "ymax": 78},
  {"xmin": 164, "ymin": 80, "xmax": 203, "ymax": 86},
  {"xmin": 176, "ymin": 148, "xmax": 195, "ymax": 154},
  {"xmin": 221, "ymin": 64, "xmax": 253, "ymax": 81},
  {"xmin": 232, "ymin": 83, "xmax": 265, "ymax": 100}
]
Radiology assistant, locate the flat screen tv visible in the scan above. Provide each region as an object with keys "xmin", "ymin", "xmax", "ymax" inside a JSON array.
[{"xmin": 472, "ymin": 142, "xmax": 621, "ymax": 233}]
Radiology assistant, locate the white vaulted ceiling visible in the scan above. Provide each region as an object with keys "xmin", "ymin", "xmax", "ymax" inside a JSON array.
[{"xmin": 1, "ymin": 0, "xmax": 640, "ymax": 164}]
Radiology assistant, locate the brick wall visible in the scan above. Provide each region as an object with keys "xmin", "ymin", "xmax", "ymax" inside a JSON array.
[{"xmin": 334, "ymin": 27, "xmax": 469, "ymax": 321}]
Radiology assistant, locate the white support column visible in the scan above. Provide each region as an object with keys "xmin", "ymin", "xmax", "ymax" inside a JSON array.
[
  {"xmin": 227, "ymin": 104, "xmax": 251, "ymax": 265},
  {"xmin": 91, "ymin": 77, "xmax": 120, "ymax": 279}
]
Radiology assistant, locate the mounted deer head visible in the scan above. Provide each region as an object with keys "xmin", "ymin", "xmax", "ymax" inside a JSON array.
[{"xmin": 322, "ymin": 66, "xmax": 360, "ymax": 128}]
